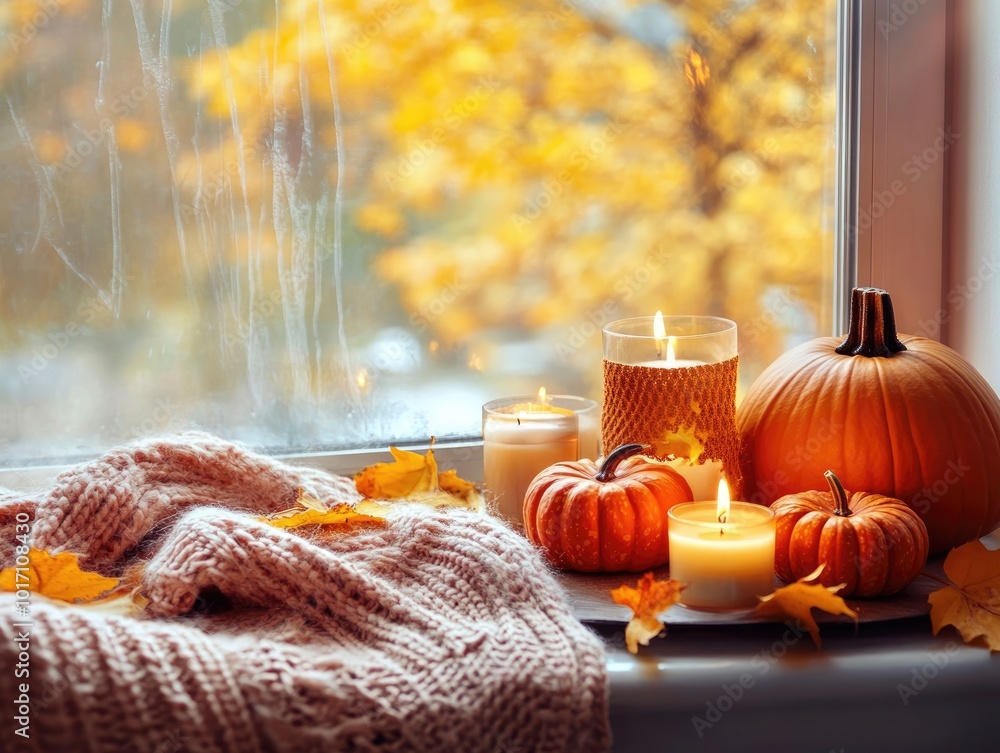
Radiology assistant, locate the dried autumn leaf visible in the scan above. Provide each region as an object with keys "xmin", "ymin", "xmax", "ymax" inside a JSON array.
[
  {"xmin": 928, "ymin": 539, "xmax": 1000, "ymax": 652},
  {"xmin": 355, "ymin": 444, "xmax": 440, "ymax": 498},
  {"xmin": 354, "ymin": 441, "xmax": 481, "ymax": 508},
  {"xmin": 260, "ymin": 502, "xmax": 385, "ymax": 530},
  {"xmin": 611, "ymin": 572, "xmax": 685, "ymax": 654},
  {"xmin": 438, "ymin": 469, "xmax": 477, "ymax": 500},
  {"xmin": 0, "ymin": 549, "xmax": 120, "ymax": 603},
  {"xmin": 755, "ymin": 564, "xmax": 858, "ymax": 647}
]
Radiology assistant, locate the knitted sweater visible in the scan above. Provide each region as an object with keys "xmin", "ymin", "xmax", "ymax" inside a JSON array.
[{"xmin": 0, "ymin": 434, "xmax": 609, "ymax": 752}]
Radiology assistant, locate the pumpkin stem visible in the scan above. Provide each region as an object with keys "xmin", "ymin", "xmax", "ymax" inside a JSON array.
[
  {"xmin": 595, "ymin": 443, "xmax": 647, "ymax": 482},
  {"xmin": 835, "ymin": 287, "xmax": 907, "ymax": 358},
  {"xmin": 825, "ymin": 471, "xmax": 852, "ymax": 517}
]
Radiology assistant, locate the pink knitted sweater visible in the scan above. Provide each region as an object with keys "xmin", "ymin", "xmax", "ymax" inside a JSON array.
[{"xmin": 0, "ymin": 434, "xmax": 609, "ymax": 752}]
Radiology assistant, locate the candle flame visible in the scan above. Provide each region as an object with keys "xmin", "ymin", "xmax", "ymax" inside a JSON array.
[
  {"xmin": 537, "ymin": 386, "xmax": 548, "ymax": 404},
  {"xmin": 654, "ymin": 310, "xmax": 667, "ymax": 359},
  {"xmin": 356, "ymin": 369, "xmax": 369, "ymax": 390},
  {"xmin": 716, "ymin": 479, "xmax": 730, "ymax": 524},
  {"xmin": 666, "ymin": 336, "xmax": 677, "ymax": 365}
]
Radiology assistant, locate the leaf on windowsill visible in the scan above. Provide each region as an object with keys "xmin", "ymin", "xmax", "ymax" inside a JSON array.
[
  {"xmin": 611, "ymin": 572, "xmax": 686, "ymax": 654},
  {"xmin": 353, "ymin": 439, "xmax": 482, "ymax": 510},
  {"xmin": 928, "ymin": 539, "xmax": 1000, "ymax": 652},
  {"xmin": 755, "ymin": 564, "xmax": 858, "ymax": 648},
  {"xmin": 0, "ymin": 549, "xmax": 120, "ymax": 603}
]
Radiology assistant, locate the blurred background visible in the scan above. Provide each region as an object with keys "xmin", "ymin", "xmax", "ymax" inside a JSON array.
[{"xmin": 0, "ymin": 0, "xmax": 838, "ymax": 463}]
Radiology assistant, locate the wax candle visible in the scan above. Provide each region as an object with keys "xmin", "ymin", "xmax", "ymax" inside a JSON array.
[
  {"xmin": 661, "ymin": 457, "xmax": 724, "ymax": 502},
  {"xmin": 667, "ymin": 481, "xmax": 776, "ymax": 609},
  {"xmin": 543, "ymin": 392, "xmax": 601, "ymax": 460},
  {"xmin": 603, "ymin": 310, "xmax": 740, "ymax": 497},
  {"xmin": 631, "ymin": 314, "xmax": 721, "ymax": 497},
  {"xmin": 633, "ymin": 314, "xmax": 708, "ymax": 369},
  {"xmin": 482, "ymin": 395, "xmax": 579, "ymax": 526}
]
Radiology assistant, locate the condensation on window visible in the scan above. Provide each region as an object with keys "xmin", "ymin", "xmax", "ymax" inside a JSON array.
[{"xmin": 0, "ymin": 0, "xmax": 838, "ymax": 463}]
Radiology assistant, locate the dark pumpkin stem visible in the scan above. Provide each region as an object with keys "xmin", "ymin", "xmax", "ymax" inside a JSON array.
[
  {"xmin": 825, "ymin": 471, "xmax": 852, "ymax": 517},
  {"xmin": 835, "ymin": 287, "xmax": 907, "ymax": 358},
  {"xmin": 596, "ymin": 443, "xmax": 647, "ymax": 482}
]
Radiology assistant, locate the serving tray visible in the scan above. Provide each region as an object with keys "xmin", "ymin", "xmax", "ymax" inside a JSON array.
[{"xmin": 556, "ymin": 556, "xmax": 945, "ymax": 626}]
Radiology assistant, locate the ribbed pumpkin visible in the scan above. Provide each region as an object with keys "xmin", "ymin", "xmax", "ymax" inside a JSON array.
[
  {"xmin": 738, "ymin": 287, "xmax": 1000, "ymax": 553},
  {"xmin": 523, "ymin": 443, "xmax": 693, "ymax": 572},
  {"xmin": 773, "ymin": 471, "xmax": 929, "ymax": 597}
]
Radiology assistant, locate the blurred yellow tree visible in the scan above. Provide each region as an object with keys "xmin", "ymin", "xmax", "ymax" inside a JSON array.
[
  {"xmin": 187, "ymin": 0, "xmax": 836, "ymax": 385},
  {"xmin": 0, "ymin": 0, "xmax": 837, "ymax": 454}
]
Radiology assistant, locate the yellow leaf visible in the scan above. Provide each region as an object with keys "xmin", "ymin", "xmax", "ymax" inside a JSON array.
[
  {"xmin": 755, "ymin": 564, "xmax": 858, "ymax": 647},
  {"xmin": 0, "ymin": 549, "xmax": 120, "ymax": 604},
  {"xmin": 928, "ymin": 540, "xmax": 1000, "ymax": 652},
  {"xmin": 646, "ymin": 424, "xmax": 705, "ymax": 465},
  {"xmin": 438, "ymin": 469, "xmax": 477, "ymax": 500},
  {"xmin": 260, "ymin": 502, "xmax": 385, "ymax": 530},
  {"xmin": 611, "ymin": 572, "xmax": 686, "ymax": 654},
  {"xmin": 354, "ymin": 443, "xmax": 439, "ymax": 499}
]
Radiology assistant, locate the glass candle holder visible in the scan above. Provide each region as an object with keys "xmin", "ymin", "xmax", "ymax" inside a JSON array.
[
  {"xmin": 544, "ymin": 394, "xmax": 601, "ymax": 460},
  {"xmin": 602, "ymin": 315, "xmax": 739, "ymax": 498},
  {"xmin": 667, "ymin": 501, "xmax": 776, "ymax": 609},
  {"xmin": 482, "ymin": 397, "xmax": 579, "ymax": 526}
]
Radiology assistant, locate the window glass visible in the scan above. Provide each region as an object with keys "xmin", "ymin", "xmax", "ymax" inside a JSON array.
[{"xmin": 0, "ymin": 0, "xmax": 839, "ymax": 462}]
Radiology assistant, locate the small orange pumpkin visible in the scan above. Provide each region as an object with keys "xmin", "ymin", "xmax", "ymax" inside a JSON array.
[
  {"xmin": 772, "ymin": 471, "xmax": 929, "ymax": 597},
  {"xmin": 523, "ymin": 443, "xmax": 693, "ymax": 572}
]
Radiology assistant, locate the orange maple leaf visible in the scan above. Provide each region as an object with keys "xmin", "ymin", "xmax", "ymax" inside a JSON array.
[
  {"xmin": 928, "ymin": 540, "xmax": 1000, "ymax": 652},
  {"xmin": 0, "ymin": 549, "xmax": 120, "ymax": 603},
  {"xmin": 755, "ymin": 564, "xmax": 858, "ymax": 647},
  {"xmin": 611, "ymin": 572, "xmax": 686, "ymax": 654}
]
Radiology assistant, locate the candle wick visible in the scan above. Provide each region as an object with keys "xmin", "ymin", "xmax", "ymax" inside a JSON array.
[{"xmin": 517, "ymin": 417, "xmax": 521, "ymax": 426}]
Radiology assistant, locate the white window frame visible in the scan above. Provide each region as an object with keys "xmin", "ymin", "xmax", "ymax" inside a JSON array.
[
  {"xmin": 843, "ymin": 0, "xmax": 949, "ymax": 334},
  {"xmin": 0, "ymin": 0, "xmax": 949, "ymax": 491}
]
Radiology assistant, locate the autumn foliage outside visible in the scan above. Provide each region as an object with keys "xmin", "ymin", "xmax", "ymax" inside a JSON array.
[{"xmin": 0, "ymin": 0, "xmax": 837, "ymax": 458}]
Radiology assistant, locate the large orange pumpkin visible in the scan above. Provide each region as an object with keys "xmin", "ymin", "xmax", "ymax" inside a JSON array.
[
  {"xmin": 739, "ymin": 287, "xmax": 1000, "ymax": 553},
  {"xmin": 523, "ymin": 443, "xmax": 693, "ymax": 572},
  {"xmin": 772, "ymin": 471, "xmax": 929, "ymax": 597}
]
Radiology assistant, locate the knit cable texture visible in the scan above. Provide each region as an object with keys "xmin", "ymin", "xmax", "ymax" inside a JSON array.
[{"xmin": 0, "ymin": 433, "xmax": 610, "ymax": 753}]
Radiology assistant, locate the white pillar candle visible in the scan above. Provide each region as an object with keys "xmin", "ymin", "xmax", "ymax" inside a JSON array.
[
  {"xmin": 667, "ymin": 482, "xmax": 776, "ymax": 609},
  {"xmin": 482, "ymin": 400, "xmax": 578, "ymax": 526}
]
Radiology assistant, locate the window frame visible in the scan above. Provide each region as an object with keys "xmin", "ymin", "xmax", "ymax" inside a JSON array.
[{"xmin": 0, "ymin": 0, "xmax": 949, "ymax": 489}]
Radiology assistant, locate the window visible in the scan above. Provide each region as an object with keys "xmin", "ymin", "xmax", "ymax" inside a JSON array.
[{"xmin": 2, "ymin": 0, "xmax": 850, "ymax": 465}]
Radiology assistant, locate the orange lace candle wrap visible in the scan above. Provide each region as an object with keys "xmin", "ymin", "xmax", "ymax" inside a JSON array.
[{"xmin": 602, "ymin": 356, "xmax": 741, "ymax": 497}]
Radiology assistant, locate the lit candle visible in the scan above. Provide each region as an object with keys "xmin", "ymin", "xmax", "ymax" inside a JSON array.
[
  {"xmin": 483, "ymin": 390, "xmax": 579, "ymax": 526},
  {"xmin": 541, "ymin": 391, "xmax": 601, "ymax": 460},
  {"xmin": 635, "ymin": 311, "xmax": 722, "ymax": 498},
  {"xmin": 667, "ymin": 480, "xmax": 776, "ymax": 609},
  {"xmin": 631, "ymin": 312, "xmax": 710, "ymax": 369}
]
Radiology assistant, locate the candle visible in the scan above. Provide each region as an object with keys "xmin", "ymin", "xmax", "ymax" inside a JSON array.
[
  {"xmin": 661, "ymin": 457, "xmax": 724, "ymax": 502},
  {"xmin": 483, "ymin": 392, "xmax": 579, "ymax": 526},
  {"xmin": 602, "ymin": 311, "xmax": 741, "ymax": 496},
  {"xmin": 542, "ymin": 392, "xmax": 601, "ymax": 460},
  {"xmin": 667, "ymin": 480, "xmax": 776, "ymax": 609}
]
